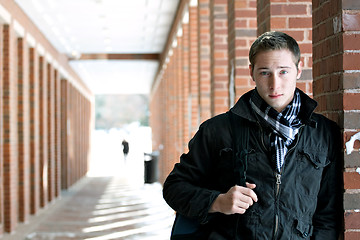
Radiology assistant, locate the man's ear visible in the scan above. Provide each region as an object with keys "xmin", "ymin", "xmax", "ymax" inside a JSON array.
[
  {"xmin": 249, "ymin": 64, "xmax": 255, "ymax": 81},
  {"xmin": 296, "ymin": 61, "xmax": 303, "ymax": 80}
]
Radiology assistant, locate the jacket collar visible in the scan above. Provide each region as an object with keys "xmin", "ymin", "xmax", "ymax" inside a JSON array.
[{"xmin": 230, "ymin": 88, "xmax": 318, "ymax": 127}]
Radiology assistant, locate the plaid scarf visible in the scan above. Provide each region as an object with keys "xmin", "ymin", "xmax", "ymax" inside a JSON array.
[{"xmin": 250, "ymin": 89, "xmax": 302, "ymax": 173}]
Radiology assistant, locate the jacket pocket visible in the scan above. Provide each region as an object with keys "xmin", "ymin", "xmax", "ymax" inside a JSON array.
[
  {"xmin": 296, "ymin": 150, "xmax": 329, "ymax": 197},
  {"xmin": 214, "ymin": 148, "xmax": 235, "ymax": 191},
  {"xmin": 292, "ymin": 219, "xmax": 313, "ymax": 239}
]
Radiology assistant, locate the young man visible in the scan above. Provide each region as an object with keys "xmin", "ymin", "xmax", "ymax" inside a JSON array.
[{"xmin": 163, "ymin": 31, "xmax": 342, "ymax": 239}]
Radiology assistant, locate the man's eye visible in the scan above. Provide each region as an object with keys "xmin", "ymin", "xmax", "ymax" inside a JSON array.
[
  {"xmin": 280, "ymin": 70, "xmax": 288, "ymax": 74},
  {"xmin": 260, "ymin": 72, "xmax": 269, "ymax": 76}
]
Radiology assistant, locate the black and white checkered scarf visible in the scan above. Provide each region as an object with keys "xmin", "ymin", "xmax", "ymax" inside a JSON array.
[{"xmin": 250, "ymin": 89, "xmax": 302, "ymax": 173}]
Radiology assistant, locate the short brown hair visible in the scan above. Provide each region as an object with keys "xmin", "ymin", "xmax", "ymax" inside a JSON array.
[{"xmin": 249, "ymin": 31, "xmax": 301, "ymax": 69}]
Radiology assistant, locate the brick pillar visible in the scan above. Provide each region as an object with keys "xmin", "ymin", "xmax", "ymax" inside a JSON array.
[
  {"xmin": 17, "ymin": 37, "xmax": 30, "ymax": 223},
  {"xmin": 78, "ymin": 93, "xmax": 82, "ymax": 177},
  {"xmin": 29, "ymin": 47, "xmax": 40, "ymax": 213},
  {"xmin": 313, "ymin": 1, "xmax": 360, "ymax": 239},
  {"xmin": 198, "ymin": 0, "xmax": 212, "ymax": 121},
  {"xmin": 175, "ymin": 33, "xmax": 184, "ymax": 158},
  {"xmin": 54, "ymin": 70, "xmax": 61, "ymax": 197},
  {"xmin": 2, "ymin": 24, "xmax": 18, "ymax": 233},
  {"xmin": 47, "ymin": 63, "xmax": 55, "ymax": 203},
  {"xmin": 73, "ymin": 89, "xmax": 78, "ymax": 182},
  {"xmin": 168, "ymin": 59, "xmax": 177, "ymax": 180},
  {"xmin": 228, "ymin": 0, "xmax": 257, "ymax": 100},
  {"xmin": 182, "ymin": 12, "xmax": 191, "ymax": 150},
  {"xmin": 0, "ymin": 24, "xmax": 3, "ymax": 236},
  {"xmin": 67, "ymin": 83, "xmax": 72, "ymax": 187},
  {"xmin": 211, "ymin": 0, "xmax": 229, "ymax": 115},
  {"xmin": 38, "ymin": 55, "xmax": 48, "ymax": 207},
  {"xmin": 189, "ymin": 1, "xmax": 200, "ymax": 137},
  {"xmin": 257, "ymin": 0, "xmax": 313, "ymax": 95},
  {"xmin": 68, "ymin": 84, "xmax": 75, "ymax": 186},
  {"xmin": 150, "ymin": 75, "xmax": 167, "ymax": 183},
  {"xmin": 76, "ymin": 91, "xmax": 80, "ymax": 180},
  {"xmin": 60, "ymin": 79, "xmax": 68, "ymax": 190}
]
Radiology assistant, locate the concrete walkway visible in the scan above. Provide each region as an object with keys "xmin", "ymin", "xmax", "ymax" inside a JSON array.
[
  {"xmin": 3, "ymin": 128, "xmax": 175, "ymax": 240},
  {"xmin": 4, "ymin": 177, "xmax": 174, "ymax": 240}
]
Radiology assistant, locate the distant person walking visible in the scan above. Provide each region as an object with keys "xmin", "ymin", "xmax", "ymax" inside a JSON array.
[{"xmin": 122, "ymin": 139, "xmax": 129, "ymax": 161}]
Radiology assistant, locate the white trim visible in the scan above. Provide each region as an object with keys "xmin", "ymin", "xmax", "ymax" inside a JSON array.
[
  {"xmin": 14, "ymin": 20, "xmax": 25, "ymax": 37},
  {"xmin": 46, "ymin": 52, "xmax": 53, "ymax": 64},
  {"xmin": 190, "ymin": 0, "xmax": 198, "ymax": 7},
  {"xmin": 37, "ymin": 43, "xmax": 45, "ymax": 56},
  {"xmin": 182, "ymin": 8, "xmax": 189, "ymax": 24},
  {"xmin": 53, "ymin": 59, "xmax": 59, "ymax": 70},
  {"xmin": 0, "ymin": 4, "xmax": 11, "ymax": 24},
  {"xmin": 26, "ymin": 33, "xmax": 36, "ymax": 47}
]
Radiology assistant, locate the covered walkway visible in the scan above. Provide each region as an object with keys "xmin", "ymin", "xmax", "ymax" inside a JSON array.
[
  {"xmin": 0, "ymin": 0, "xmax": 359, "ymax": 239},
  {"xmin": 3, "ymin": 129, "xmax": 174, "ymax": 240}
]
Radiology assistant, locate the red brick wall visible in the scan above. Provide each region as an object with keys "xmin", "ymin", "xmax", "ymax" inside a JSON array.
[
  {"xmin": 17, "ymin": 36, "xmax": 30, "ymax": 223},
  {"xmin": 228, "ymin": 0, "xmax": 257, "ymax": 99},
  {"xmin": 313, "ymin": 0, "xmax": 360, "ymax": 239},
  {"xmin": 176, "ymin": 32, "xmax": 184, "ymax": 160},
  {"xmin": 0, "ymin": 1, "xmax": 93, "ymax": 235},
  {"xmin": 60, "ymin": 79, "xmax": 69, "ymax": 189},
  {"xmin": 29, "ymin": 47, "xmax": 40, "ymax": 215},
  {"xmin": 198, "ymin": 0, "xmax": 212, "ymax": 121},
  {"xmin": 0, "ymin": 23, "xmax": 3, "ymax": 235},
  {"xmin": 54, "ymin": 70, "xmax": 61, "ymax": 197},
  {"xmin": 38, "ymin": 55, "xmax": 48, "ymax": 208},
  {"xmin": 257, "ymin": 0, "xmax": 313, "ymax": 96},
  {"xmin": 2, "ymin": 23, "xmax": 18, "ymax": 233},
  {"xmin": 182, "ymin": 13, "xmax": 191, "ymax": 150},
  {"xmin": 47, "ymin": 63, "xmax": 55, "ymax": 203},
  {"xmin": 211, "ymin": 0, "xmax": 229, "ymax": 115},
  {"xmin": 150, "ymin": 0, "xmax": 360, "ymax": 238},
  {"xmin": 189, "ymin": 2, "xmax": 200, "ymax": 137}
]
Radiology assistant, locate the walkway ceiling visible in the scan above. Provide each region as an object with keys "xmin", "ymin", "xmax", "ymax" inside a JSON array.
[{"xmin": 14, "ymin": 0, "xmax": 180, "ymax": 95}]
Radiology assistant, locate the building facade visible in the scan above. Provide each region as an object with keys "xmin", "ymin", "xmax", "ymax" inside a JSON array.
[
  {"xmin": 0, "ymin": 0, "xmax": 93, "ymax": 235},
  {"xmin": 150, "ymin": 0, "xmax": 360, "ymax": 239}
]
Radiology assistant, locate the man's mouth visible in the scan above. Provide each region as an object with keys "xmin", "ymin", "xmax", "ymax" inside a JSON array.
[{"xmin": 269, "ymin": 94, "xmax": 282, "ymax": 99}]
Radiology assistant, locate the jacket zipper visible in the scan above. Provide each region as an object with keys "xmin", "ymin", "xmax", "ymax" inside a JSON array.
[{"xmin": 272, "ymin": 125, "xmax": 304, "ymax": 239}]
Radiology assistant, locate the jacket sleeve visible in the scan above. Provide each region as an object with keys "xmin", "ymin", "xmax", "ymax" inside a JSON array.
[
  {"xmin": 311, "ymin": 122, "xmax": 343, "ymax": 239},
  {"xmin": 163, "ymin": 120, "xmax": 222, "ymax": 224}
]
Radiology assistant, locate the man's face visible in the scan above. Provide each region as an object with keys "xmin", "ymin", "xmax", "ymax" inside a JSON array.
[{"xmin": 250, "ymin": 49, "xmax": 302, "ymax": 112}]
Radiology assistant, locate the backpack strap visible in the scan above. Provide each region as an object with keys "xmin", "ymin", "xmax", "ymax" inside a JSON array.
[{"xmin": 228, "ymin": 111, "xmax": 249, "ymax": 187}]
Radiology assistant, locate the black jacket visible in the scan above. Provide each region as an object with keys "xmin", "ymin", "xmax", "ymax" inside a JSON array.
[{"xmin": 163, "ymin": 89, "xmax": 342, "ymax": 239}]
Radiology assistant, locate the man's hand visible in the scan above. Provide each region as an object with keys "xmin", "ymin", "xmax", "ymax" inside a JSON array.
[{"xmin": 209, "ymin": 183, "xmax": 258, "ymax": 215}]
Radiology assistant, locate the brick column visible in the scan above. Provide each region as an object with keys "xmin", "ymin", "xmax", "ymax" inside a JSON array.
[
  {"xmin": 29, "ymin": 47, "xmax": 40, "ymax": 213},
  {"xmin": 257, "ymin": 0, "xmax": 313, "ymax": 95},
  {"xmin": 313, "ymin": 1, "xmax": 360, "ymax": 239},
  {"xmin": 168, "ymin": 59, "xmax": 177, "ymax": 181},
  {"xmin": 189, "ymin": 1, "xmax": 200, "ymax": 137},
  {"xmin": 47, "ymin": 63, "xmax": 55, "ymax": 203},
  {"xmin": 54, "ymin": 69, "xmax": 61, "ymax": 197},
  {"xmin": 2, "ymin": 24, "xmax": 18, "ymax": 233},
  {"xmin": 228, "ymin": 0, "xmax": 257, "ymax": 99},
  {"xmin": 175, "ymin": 33, "xmax": 184, "ymax": 158},
  {"xmin": 211, "ymin": 0, "xmax": 229, "ymax": 115},
  {"xmin": 68, "ymin": 84, "xmax": 75, "ymax": 186},
  {"xmin": 17, "ymin": 36, "xmax": 30, "ymax": 223},
  {"xmin": 60, "ymin": 79, "xmax": 68, "ymax": 190},
  {"xmin": 38, "ymin": 55, "xmax": 48, "ymax": 207},
  {"xmin": 182, "ymin": 12, "xmax": 191, "ymax": 150},
  {"xmin": 198, "ymin": 0, "xmax": 212, "ymax": 121},
  {"xmin": 0, "ymin": 24, "xmax": 3, "ymax": 236}
]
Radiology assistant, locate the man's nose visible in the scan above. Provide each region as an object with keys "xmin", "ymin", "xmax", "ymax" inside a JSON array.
[{"xmin": 269, "ymin": 74, "xmax": 280, "ymax": 90}]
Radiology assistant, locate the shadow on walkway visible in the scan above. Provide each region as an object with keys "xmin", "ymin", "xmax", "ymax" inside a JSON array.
[{"xmin": 4, "ymin": 128, "xmax": 175, "ymax": 240}]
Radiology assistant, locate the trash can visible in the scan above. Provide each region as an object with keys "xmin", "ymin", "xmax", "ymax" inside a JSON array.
[{"xmin": 144, "ymin": 151, "xmax": 159, "ymax": 183}]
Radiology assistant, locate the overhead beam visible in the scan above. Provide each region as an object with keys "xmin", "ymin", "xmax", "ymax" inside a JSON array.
[{"xmin": 69, "ymin": 53, "xmax": 160, "ymax": 61}]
